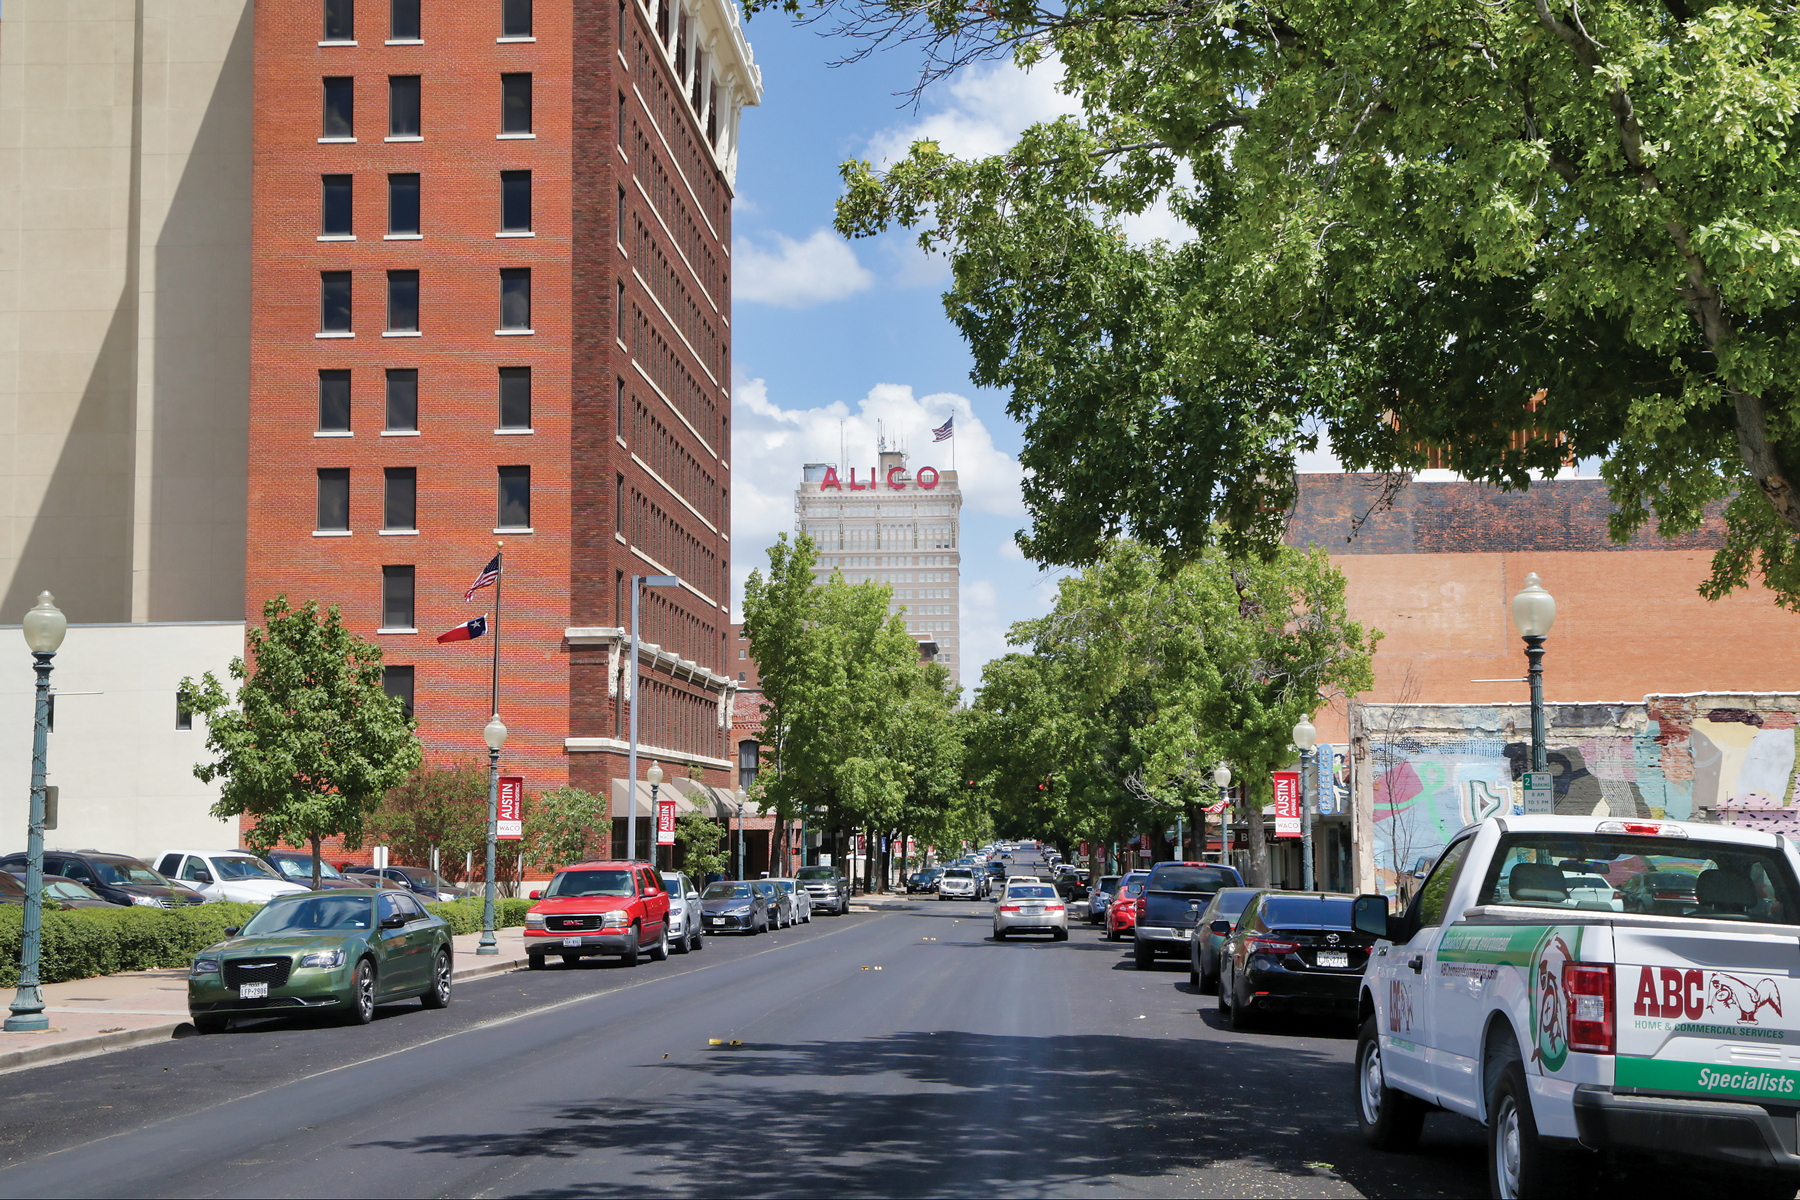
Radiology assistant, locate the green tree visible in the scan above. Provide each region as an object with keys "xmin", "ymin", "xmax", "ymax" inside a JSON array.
[
  {"xmin": 366, "ymin": 760, "xmax": 490, "ymax": 884},
  {"xmin": 184, "ymin": 596, "xmax": 422, "ymax": 889},
  {"xmin": 523, "ymin": 786, "xmax": 605, "ymax": 873},
  {"xmin": 805, "ymin": 0, "xmax": 1800, "ymax": 606},
  {"xmin": 675, "ymin": 810, "xmax": 730, "ymax": 882}
]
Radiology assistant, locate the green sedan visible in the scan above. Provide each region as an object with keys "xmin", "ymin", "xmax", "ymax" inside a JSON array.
[{"xmin": 188, "ymin": 888, "xmax": 452, "ymax": 1033}]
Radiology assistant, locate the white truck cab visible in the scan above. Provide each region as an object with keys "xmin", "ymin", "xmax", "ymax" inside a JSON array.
[{"xmin": 1353, "ymin": 814, "xmax": 1800, "ymax": 1199}]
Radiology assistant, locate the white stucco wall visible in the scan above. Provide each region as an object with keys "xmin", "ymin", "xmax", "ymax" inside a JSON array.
[{"xmin": 0, "ymin": 620, "xmax": 244, "ymax": 864}]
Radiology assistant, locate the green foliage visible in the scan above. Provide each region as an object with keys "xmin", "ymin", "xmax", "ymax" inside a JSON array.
[
  {"xmin": 184, "ymin": 597, "xmax": 422, "ymax": 885},
  {"xmin": 0, "ymin": 902, "xmax": 263, "ymax": 987},
  {"xmin": 674, "ymin": 810, "xmax": 730, "ymax": 881},
  {"xmin": 367, "ymin": 760, "xmax": 490, "ymax": 885},
  {"xmin": 812, "ymin": 0, "xmax": 1800, "ymax": 606},
  {"xmin": 424, "ymin": 896, "xmax": 532, "ymax": 935},
  {"xmin": 522, "ymin": 785, "xmax": 607, "ymax": 872}
]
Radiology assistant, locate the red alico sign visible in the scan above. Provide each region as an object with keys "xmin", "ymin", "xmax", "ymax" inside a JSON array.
[
  {"xmin": 815, "ymin": 465, "xmax": 941, "ymax": 492},
  {"xmin": 497, "ymin": 776, "xmax": 523, "ymax": 841}
]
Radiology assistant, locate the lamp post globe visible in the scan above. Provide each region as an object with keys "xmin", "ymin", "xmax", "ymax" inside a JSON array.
[
  {"xmin": 6, "ymin": 591, "xmax": 65, "ymax": 1031},
  {"xmin": 484, "ymin": 714, "xmax": 508, "ymax": 752},
  {"xmin": 1291, "ymin": 716, "xmax": 1316, "ymax": 750},
  {"xmin": 1213, "ymin": 763, "xmax": 1231, "ymax": 789},
  {"xmin": 477, "ymin": 712, "xmax": 507, "ymax": 956},
  {"xmin": 1511, "ymin": 572, "xmax": 1555, "ymax": 775},
  {"xmin": 22, "ymin": 592, "xmax": 66, "ymax": 654}
]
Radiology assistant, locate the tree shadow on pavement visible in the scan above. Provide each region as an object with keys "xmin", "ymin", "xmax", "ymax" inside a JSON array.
[{"xmin": 353, "ymin": 1028, "xmax": 1489, "ymax": 1199}]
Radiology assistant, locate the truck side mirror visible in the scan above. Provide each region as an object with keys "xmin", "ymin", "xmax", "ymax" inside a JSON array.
[
  {"xmin": 1352, "ymin": 894, "xmax": 1390, "ymax": 939},
  {"xmin": 529, "ymin": 890, "xmax": 542, "ymax": 900}
]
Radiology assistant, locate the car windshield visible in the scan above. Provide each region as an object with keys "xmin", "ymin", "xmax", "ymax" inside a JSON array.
[
  {"xmin": 1259, "ymin": 896, "xmax": 1355, "ymax": 928},
  {"xmin": 776, "ymin": 881, "xmax": 796, "ymax": 893},
  {"xmin": 272, "ymin": 856, "xmax": 347, "ymax": 880},
  {"xmin": 241, "ymin": 895, "xmax": 373, "ymax": 933},
  {"xmin": 46, "ymin": 880, "xmax": 96, "ymax": 900},
  {"xmin": 1008, "ymin": 885, "xmax": 1056, "ymax": 899},
  {"xmin": 214, "ymin": 857, "xmax": 282, "ymax": 881},
  {"xmin": 795, "ymin": 867, "xmax": 835, "ymax": 881},
  {"xmin": 1214, "ymin": 890, "xmax": 1258, "ymax": 918},
  {"xmin": 1148, "ymin": 866, "xmax": 1236, "ymax": 893},
  {"xmin": 705, "ymin": 883, "xmax": 750, "ymax": 900},
  {"xmin": 545, "ymin": 869, "xmax": 634, "ymax": 898},
  {"xmin": 90, "ymin": 859, "xmax": 169, "ymax": 887},
  {"xmin": 1098, "ymin": 877, "xmax": 1121, "ymax": 892},
  {"xmin": 1480, "ymin": 833, "xmax": 1800, "ymax": 923},
  {"xmin": 403, "ymin": 870, "xmax": 448, "ymax": 889},
  {"xmin": 943, "ymin": 869, "xmax": 972, "ymax": 879}
]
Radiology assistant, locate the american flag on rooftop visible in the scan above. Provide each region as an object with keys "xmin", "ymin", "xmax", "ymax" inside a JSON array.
[{"xmin": 932, "ymin": 415, "xmax": 954, "ymax": 442}]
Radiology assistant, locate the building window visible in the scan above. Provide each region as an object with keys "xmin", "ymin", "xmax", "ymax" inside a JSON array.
[
  {"xmin": 320, "ymin": 271, "xmax": 352, "ymax": 332},
  {"xmin": 384, "ymin": 467, "xmax": 416, "ymax": 531},
  {"xmin": 317, "ymin": 468, "xmax": 350, "ymax": 531},
  {"xmin": 738, "ymin": 739, "xmax": 759, "ymax": 791},
  {"xmin": 501, "ymin": 171, "xmax": 532, "ymax": 232},
  {"xmin": 381, "ymin": 565, "xmax": 415, "ymax": 629},
  {"xmin": 318, "ymin": 369, "xmax": 351, "ymax": 431},
  {"xmin": 498, "ymin": 466, "xmax": 531, "ymax": 528},
  {"xmin": 385, "ymin": 368, "xmax": 417, "ymax": 431},
  {"xmin": 382, "ymin": 665, "xmax": 414, "ymax": 720},
  {"xmin": 321, "ymin": 174, "xmax": 352, "ymax": 235},
  {"xmin": 387, "ymin": 270, "xmax": 419, "ymax": 332},
  {"xmin": 388, "ymin": 173, "xmax": 420, "ymax": 235},
  {"xmin": 617, "ymin": 186, "xmax": 626, "ymax": 248},
  {"xmin": 389, "ymin": 75, "xmax": 421, "ymax": 137},
  {"xmin": 324, "ymin": 0, "xmax": 354, "ymax": 40},
  {"xmin": 390, "ymin": 0, "xmax": 420, "ymax": 39},
  {"xmin": 501, "ymin": 73, "xmax": 532, "ymax": 134},
  {"xmin": 176, "ymin": 688, "xmax": 194, "ymax": 730},
  {"xmin": 615, "ymin": 473, "xmax": 624, "ymax": 534},
  {"xmin": 323, "ymin": 77, "xmax": 354, "ymax": 138},
  {"xmin": 502, "ymin": 0, "xmax": 532, "ymax": 37},
  {"xmin": 499, "ymin": 367, "xmax": 531, "ymax": 429},
  {"xmin": 499, "ymin": 268, "xmax": 530, "ymax": 330},
  {"xmin": 615, "ymin": 378, "xmax": 624, "ymax": 438}
]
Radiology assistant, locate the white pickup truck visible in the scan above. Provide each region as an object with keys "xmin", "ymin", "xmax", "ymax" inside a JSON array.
[{"xmin": 1351, "ymin": 814, "xmax": 1800, "ymax": 1199}]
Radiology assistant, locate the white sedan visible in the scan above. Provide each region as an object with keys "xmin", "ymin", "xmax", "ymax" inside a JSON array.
[{"xmin": 993, "ymin": 881, "xmax": 1068, "ymax": 941}]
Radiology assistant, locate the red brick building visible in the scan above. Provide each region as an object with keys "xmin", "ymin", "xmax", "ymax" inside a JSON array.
[{"xmin": 246, "ymin": 0, "xmax": 760, "ymax": 858}]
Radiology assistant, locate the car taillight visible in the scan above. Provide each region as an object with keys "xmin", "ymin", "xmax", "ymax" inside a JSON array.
[
  {"xmin": 1247, "ymin": 936, "xmax": 1300, "ymax": 955},
  {"xmin": 1564, "ymin": 962, "xmax": 1615, "ymax": 1054},
  {"xmin": 1597, "ymin": 820, "xmax": 1688, "ymax": 839},
  {"xmin": 1000, "ymin": 905, "xmax": 1021, "ymax": 912},
  {"xmin": 1046, "ymin": 905, "xmax": 1065, "ymax": 912}
]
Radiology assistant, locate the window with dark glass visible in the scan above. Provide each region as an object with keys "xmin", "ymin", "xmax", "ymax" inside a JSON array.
[
  {"xmin": 386, "ymin": 368, "xmax": 417, "ymax": 431},
  {"xmin": 615, "ymin": 377, "xmax": 624, "ymax": 436},
  {"xmin": 382, "ymin": 665, "xmax": 415, "ymax": 720},
  {"xmin": 389, "ymin": 75, "xmax": 421, "ymax": 137},
  {"xmin": 738, "ymin": 740, "xmax": 759, "ymax": 790},
  {"xmin": 390, "ymin": 0, "xmax": 420, "ymax": 39},
  {"xmin": 324, "ymin": 0, "xmax": 355, "ymax": 40},
  {"xmin": 501, "ymin": 171, "xmax": 531, "ymax": 232},
  {"xmin": 502, "ymin": 0, "xmax": 532, "ymax": 36},
  {"xmin": 321, "ymin": 174, "xmax": 352, "ymax": 235},
  {"xmin": 499, "ymin": 268, "xmax": 530, "ymax": 330},
  {"xmin": 318, "ymin": 369, "xmax": 351, "ymax": 431},
  {"xmin": 388, "ymin": 173, "xmax": 419, "ymax": 234},
  {"xmin": 615, "ymin": 474, "xmax": 624, "ymax": 534},
  {"xmin": 381, "ymin": 565, "xmax": 415, "ymax": 629},
  {"xmin": 387, "ymin": 269, "xmax": 419, "ymax": 332},
  {"xmin": 617, "ymin": 185, "xmax": 625, "ymax": 247},
  {"xmin": 176, "ymin": 689, "xmax": 194, "ymax": 730},
  {"xmin": 317, "ymin": 468, "xmax": 350, "ymax": 530},
  {"xmin": 320, "ymin": 271, "xmax": 352, "ymax": 332},
  {"xmin": 322, "ymin": 77, "xmax": 354, "ymax": 138},
  {"xmin": 384, "ymin": 468, "xmax": 416, "ymax": 531},
  {"xmin": 501, "ymin": 73, "xmax": 532, "ymax": 134},
  {"xmin": 498, "ymin": 466, "xmax": 531, "ymax": 528},
  {"xmin": 499, "ymin": 367, "xmax": 531, "ymax": 429}
]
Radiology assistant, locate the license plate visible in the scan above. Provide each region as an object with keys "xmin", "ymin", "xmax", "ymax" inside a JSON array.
[
  {"xmin": 1317, "ymin": 951, "xmax": 1350, "ymax": 968},
  {"xmin": 708, "ymin": 918, "xmax": 723, "ymax": 925},
  {"xmin": 1025, "ymin": 907, "xmax": 1043, "ymax": 914},
  {"xmin": 562, "ymin": 937, "xmax": 583, "ymax": 947},
  {"xmin": 238, "ymin": 982, "xmax": 268, "ymax": 1000}
]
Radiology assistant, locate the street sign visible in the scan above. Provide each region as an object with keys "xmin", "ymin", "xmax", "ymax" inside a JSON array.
[
  {"xmin": 1523, "ymin": 771, "xmax": 1553, "ymax": 815},
  {"xmin": 656, "ymin": 797, "xmax": 677, "ymax": 845},
  {"xmin": 497, "ymin": 776, "xmax": 523, "ymax": 840},
  {"xmin": 1273, "ymin": 771, "xmax": 1301, "ymax": 837},
  {"xmin": 41, "ymin": 785, "xmax": 57, "ymax": 831}
]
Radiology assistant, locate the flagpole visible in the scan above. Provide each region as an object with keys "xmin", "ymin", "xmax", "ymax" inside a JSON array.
[{"xmin": 491, "ymin": 542, "xmax": 502, "ymax": 716}]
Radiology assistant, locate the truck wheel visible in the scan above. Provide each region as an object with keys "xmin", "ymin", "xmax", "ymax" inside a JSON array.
[
  {"xmin": 1488, "ymin": 1059, "xmax": 1547, "ymax": 1199},
  {"xmin": 650, "ymin": 925, "xmax": 669, "ymax": 961},
  {"xmin": 527, "ymin": 954, "xmax": 545, "ymax": 970},
  {"xmin": 1133, "ymin": 940, "xmax": 1155, "ymax": 970},
  {"xmin": 193, "ymin": 1014, "xmax": 228, "ymax": 1035},
  {"xmin": 1356, "ymin": 1015, "xmax": 1424, "ymax": 1150},
  {"xmin": 620, "ymin": 927, "xmax": 641, "ymax": 967}
]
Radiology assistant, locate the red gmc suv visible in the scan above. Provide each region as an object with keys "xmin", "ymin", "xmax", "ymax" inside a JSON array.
[{"xmin": 524, "ymin": 860, "xmax": 672, "ymax": 969}]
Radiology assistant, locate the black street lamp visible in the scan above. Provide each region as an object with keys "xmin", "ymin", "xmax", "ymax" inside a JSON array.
[
  {"xmin": 1510, "ymin": 572, "xmax": 1557, "ymax": 774},
  {"xmin": 6, "ymin": 591, "xmax": 67, "ymax": 1032}
]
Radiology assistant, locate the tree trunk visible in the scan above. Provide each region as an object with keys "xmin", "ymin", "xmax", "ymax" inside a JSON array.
[
  {"xmin": 1245, "ymin": 781, "xmax": 1270, "ymax": 887},
  {"xmin": 310, "ymin": 833, "xmax": 322, "ymax": 891}
]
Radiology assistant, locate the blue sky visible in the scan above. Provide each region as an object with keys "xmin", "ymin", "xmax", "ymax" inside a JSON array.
[{"xmin": 725, "ymin": 19, "xmax": 1088, "ymax": 692}]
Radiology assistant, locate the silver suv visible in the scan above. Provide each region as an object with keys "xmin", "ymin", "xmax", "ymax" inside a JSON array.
[
  {"xmin": 795, "ymin": 865, "xmax": 849, "ymax": 916},
  {"xmin": 937, "ymin": 867, "xmax": 978, "ymax": 900}
]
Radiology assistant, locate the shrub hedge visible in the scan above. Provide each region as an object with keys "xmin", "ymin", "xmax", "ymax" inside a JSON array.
[{"xmin": 0, "ymin": 894, "xmax": 532, "ymax": 987}]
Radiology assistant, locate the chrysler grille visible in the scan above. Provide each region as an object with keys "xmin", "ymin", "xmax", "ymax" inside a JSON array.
[{"xmin": 222, "ymin": 958, "xmax": 294, "ymax": 987}]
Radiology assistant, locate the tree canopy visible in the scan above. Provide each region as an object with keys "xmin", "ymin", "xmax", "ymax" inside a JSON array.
[{"xmin": 784, "ymin": 0, "xmax": 1800, "ymax": 605}]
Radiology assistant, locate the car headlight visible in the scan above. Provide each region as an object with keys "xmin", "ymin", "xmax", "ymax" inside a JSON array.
[
  {"xmin": 299, "ymin": 948, "xmax": 346, "ymax": 968},
  {"xmin": 600, "ymin": 911, "xmax": 629, "ymax": 928},
  {"xmin": 131, "ymin": 894, "xmax": 161, "ymax": 906},
  {"xmin": 727, "ymin": 906, "xmax": 751, "ymax": 916},
  {"xmin": 190, "ymin": 958, "xmax": 220, "ymax": 977},
  {"xmin": 525, "ymin": 913, "xmax": 546, "ymax": 928}
]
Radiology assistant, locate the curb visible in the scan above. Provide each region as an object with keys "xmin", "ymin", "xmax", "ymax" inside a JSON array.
[{"xmin": 0, "ymin": 952, "xmax": 527, "ymax": 1076}]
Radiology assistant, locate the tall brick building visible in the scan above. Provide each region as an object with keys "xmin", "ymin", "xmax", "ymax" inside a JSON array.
[{"xmin": 247, "ymin": 0, "xmax": 760, "ymax": 852}]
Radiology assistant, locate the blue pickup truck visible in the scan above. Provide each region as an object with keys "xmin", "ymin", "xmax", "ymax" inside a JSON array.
[{"xmin": 1134, "ymin": 861, "xmax": 1244, "ymax": 969}]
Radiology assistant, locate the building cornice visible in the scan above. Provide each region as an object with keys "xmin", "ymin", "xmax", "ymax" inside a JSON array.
[{"xmin": 565, "ymin": 626, "xmax": 735, "ymax": 693}]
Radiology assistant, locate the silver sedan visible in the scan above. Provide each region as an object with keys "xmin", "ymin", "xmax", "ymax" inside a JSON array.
[
  {"xmin": 770, "ymin": 878, "xmax": 812, "ymax": 924},
  {"xmin": 993, "ymin": 882, "xmax": 1068, "ymax": 941}
]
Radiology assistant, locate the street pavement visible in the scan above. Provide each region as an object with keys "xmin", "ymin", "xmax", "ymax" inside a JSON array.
[{"xmin": 0, "ymin": 858, "xmax": 1492, "ymax": 1198}]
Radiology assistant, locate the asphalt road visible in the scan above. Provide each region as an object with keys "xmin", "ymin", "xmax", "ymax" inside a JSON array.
[{"xmin": 0, "ymin": 857, "xmax": 1493, "ymax": 1199}]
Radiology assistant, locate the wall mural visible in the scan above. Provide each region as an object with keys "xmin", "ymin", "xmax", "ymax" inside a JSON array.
[{"xmin": 1367, "ymin": 699, "xmax": 1800, "ymax": 892}]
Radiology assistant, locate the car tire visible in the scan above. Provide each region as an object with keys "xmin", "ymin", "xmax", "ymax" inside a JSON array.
[
  {"xmin": 674, "ymin": 924, "xmax": 691, "ymax": 954},
  {"xmin": 421, "ymin": 949, "xmax": 452, "ymax": 1008},
  {"xmin": 839, "ymin": 898, "xmax": 850, "ymax": 916},
  {"xmin": 527, "ymin": 953, "xmax": 545, "ymax": 971},
  {"xmin": 1487, "ymin": 1058, "xmax": 1547, "ymax": 1198},
  {"xmin": 650, "ymin": 924, "xmax": 670, "ymax": 961},
  {"xmin": 193, "ymin": 1014, "xmax": 228, "ymax": 1034},
  {"xmin": 620, "ymin": 927, "xmax": 641, "ymax": 967},
  {"xmin": 347, "ymin": 958, "xmax": 377, "ymax": 1025},
  {"xmin": 692, "ymin": 927, "xmax": 703, "ymax": 951},
  {"xmin": 1227, "ymin": 969, "xmax": 1255, "ymax": 1032},
  {"xmin": 1133, "ymin": 939, "xmax": 1155, "ymax": 970},
  {"xmin": 1052, "ymin": 928, "xmax": 1068, "ymax": 942},
  {"xmin": 1356, "ymin": 1015, "xmax": 1425, "ymax": 1151},
  {"xmin": 994, "ymin": 929, "xmax": 1007, "ymax": 940},
  {"xmin": 1189, "ymin": 963, "xmax": 1201, "ymax": 988}
]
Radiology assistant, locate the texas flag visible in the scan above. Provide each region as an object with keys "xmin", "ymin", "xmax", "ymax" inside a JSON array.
[{"xmin": 436, "ymin": 614, "xmax": 488, "ymax": 643}]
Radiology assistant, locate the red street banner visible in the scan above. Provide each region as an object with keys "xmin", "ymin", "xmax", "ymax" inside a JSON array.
[
  {"xmin": 1138, "ymin": 833, "xmax": 1153, "ymax": 856},
  {"xmin": 656, "ymin": 797, "xmax": 677, "ymax": 846},
  {"xmin": 1273, "ymin": 771, "xmax": 1301, "ymax": 838},
  {"xmin": 497, "ymin": 776, "xmax": 523, "ymax": 840},
  {"xmin": 1078, "ymin": 841, "xmax": 1089, "ymax": 858}
]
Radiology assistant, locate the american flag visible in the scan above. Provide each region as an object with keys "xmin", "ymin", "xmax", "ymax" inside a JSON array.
[
  {"xmin": 463, "ymin": 554, "xmax": 500, "ymax": 600},
  {"xmin": 932, "ymin": 415, "xmax": 954, "ymax": 442}
]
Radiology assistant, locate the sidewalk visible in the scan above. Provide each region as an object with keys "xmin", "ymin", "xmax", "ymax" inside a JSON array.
[{"xmin": 0, "ymin": 925, "xmax": 532, "ymax": 1075}]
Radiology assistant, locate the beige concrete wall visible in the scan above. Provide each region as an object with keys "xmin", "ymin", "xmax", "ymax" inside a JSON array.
[{"xmin": 0, "ymin": 0, "xmax": 250, "ymax": 627}]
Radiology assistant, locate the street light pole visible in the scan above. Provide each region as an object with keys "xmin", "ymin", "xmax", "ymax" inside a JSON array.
[
  {"xmin": 1510, "ymin": 573, "xmax": 1557, "ymax": 774},
  {"xmin": 478, "ymin": 713, "xmax": 508, "ymax": 956},
  {"xmin": 647, "ymin": 761, "xmax": 664, "ymax": 868},
  {"xmin": 1212, "ymin": 763, "xmax": 1231, "ymax": 867},
  {"xmin": 1294, "ymin": 716, "xmax": 1317, "ymax": 891},
  {"xmin": 6, "ymin": 593, "xmax": 65, "ymax": 1032},
  {"xmin": 735, "ymin": 789, "xmax": 746, "ymax": 879}
]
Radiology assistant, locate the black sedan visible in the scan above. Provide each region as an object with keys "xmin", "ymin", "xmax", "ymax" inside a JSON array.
[
  {"xmin": 0, "ymin": 851, "xmax": 204, "ymax": 908},
  {"xmin": 1189, "ymin": 886, "xmax": 1262, "ymax": 993},
  {"xmin": 906, "ymin": 868, "xmax": 943, "ymax": 894},
  {"xmin": 699, "ymin": 881, "xmax": 769, "ymax": 934},
  {"xmin": 345, "ymin": 865, "xmax": 467, "ymax": 902},
  {"xmin": 1216, "ymin": 892, "xmax": 1373, "ymax": 1030}
]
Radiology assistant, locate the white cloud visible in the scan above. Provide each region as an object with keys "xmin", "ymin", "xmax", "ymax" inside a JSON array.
[
  {"xmin": 958, "ymin": 579, "xmax": 1014, "ymax": 691},
  {"xmin": 733, "ymin": 229, "xmax": 874, "ymax": 308},
  {"xmin": 865, "ymin": 58, "xmax": 1082, "ymax": 167},
  {"xmin": 1000, "ymin": 539, "xmax": 1025, "ymax": 560}
]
